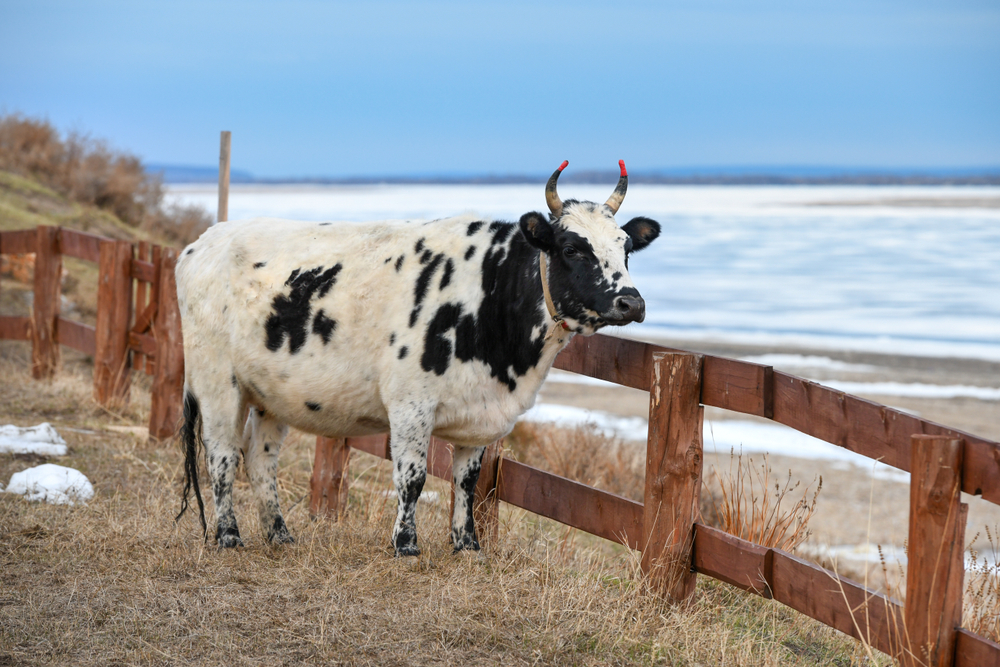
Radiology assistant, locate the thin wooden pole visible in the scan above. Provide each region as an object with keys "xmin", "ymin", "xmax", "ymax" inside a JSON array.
[
  {"xmin": 641, "ymin": 351, "xmax": 704, "ymax": 601},
  {"xmin": 148, "ymin": 249, "xmax": 185, "ymax": 439},
  {"xmin": 218, "ymin": 131, "xmax": 231, "ymax": 223},
  {"xmin": 31, "ymin": 226, "xmax": 62, "ymax": 379},
  {"xmin": 311, "ymin": 436, "xmax": 351, "ymax": 519},
  {"xmin": 903, "ymin": 435, "xmax": 967, "ymax": 667},
  {"xmin": 474, "ymin": 440, "xmax": 503, "ymax": 549},
  {"xmin": 93, "ymin": 239, "xmax": 133, "ymax": 405}
]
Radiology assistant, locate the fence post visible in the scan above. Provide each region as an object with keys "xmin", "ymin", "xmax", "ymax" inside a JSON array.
[
  {"xmin": 94, "ymin": 239, "xmax": 134, "ymax": 406},
  {"xmin": 31, "ymin": 226, "xmax": 62, "ymax": 379},
  {"xmin": 903, "ymin": 435, "xmax": 967, "ymax": 667},
  {"xmin": 218, "ymin": 131, "xmax": 231, "ymax": 223},
  {"xmin": 311, "ymin": 436, "xmax": 351, "ymax": 519},
  {"xmin": 641, "ymin": 351, "xmax": 704, "ymax": 601},
  {"xmin": 474, "ymin": 439, "xmax": 503, "ymax": 549},
  {"xmin": 149, "ymin": 249, "xmax": 185, "ymax": 439}
]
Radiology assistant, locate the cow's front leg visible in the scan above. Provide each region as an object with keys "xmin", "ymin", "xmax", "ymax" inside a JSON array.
[
  {"xmin": 451, "ymin": 445, "xmax": 485, "ymax": 552},
  {"xmin": 388, "ymin": 407, "xmax": 434, "ymax": 557}
]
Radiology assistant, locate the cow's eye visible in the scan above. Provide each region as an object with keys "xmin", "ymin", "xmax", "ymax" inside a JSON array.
[{"xmin": 562, "ymin": 245, "xmax": 578, "ymax": 258}]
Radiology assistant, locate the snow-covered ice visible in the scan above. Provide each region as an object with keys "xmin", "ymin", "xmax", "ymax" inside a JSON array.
[
  {"xmin": 0, "ymin": 423, "xmax": 68, "ymax": 456},
  {"xmin": 5, "ymin": 464, "xmax": 94, "ymax": 505}
]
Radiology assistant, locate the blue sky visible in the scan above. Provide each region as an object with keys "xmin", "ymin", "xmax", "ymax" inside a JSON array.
[{"xmin": 1, "ymin": 0, "xmax": 998, "ymax": 178}]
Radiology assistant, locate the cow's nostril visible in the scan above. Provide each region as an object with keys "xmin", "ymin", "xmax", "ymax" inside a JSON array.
[{"xmin": 613, "ymin": 295, "xmax": 645, "ymax": 323}]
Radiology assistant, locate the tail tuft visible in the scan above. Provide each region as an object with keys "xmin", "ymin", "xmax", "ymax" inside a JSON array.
[{"xmin": 175, "ymin": 390, "xmax": 207, "ymax": 540}]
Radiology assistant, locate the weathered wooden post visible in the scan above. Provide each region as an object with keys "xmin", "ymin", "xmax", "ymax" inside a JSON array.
[
  {"xmin": 641, "ymin": 351, "xmax": 704, "ymax": 601},
  {"xmin": 473, "ymin": 440, "xmax": 503, "ymax": 548},
  {"xmin": 218, "ymin": 131, "xmax": 231, "ymax": 223},
  {"xmin": 148, "ymin": 249, "xmax": 185, "ymax": 439},
  {"xmin": 903, "ymin": 435, "xmax": 967, "ymax": 667},
  {"xmin": 311, "ymin": 437, "xmax": 351, "ymax": 519},
  {"xmin": 31, "ymin": 226, "xmax": 62, "ymax": 379},
  {"xmin": 94, "ymin": 239, "xmax": 133, "ymax": 405}
]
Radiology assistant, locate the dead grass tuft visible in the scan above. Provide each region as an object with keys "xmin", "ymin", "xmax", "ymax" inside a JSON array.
[{"xmin": 963, "ymin": 525, "xmax": 1000, "ymax": 643}]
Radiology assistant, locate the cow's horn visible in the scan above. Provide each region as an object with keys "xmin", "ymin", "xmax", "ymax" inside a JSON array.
[
  {"xmin": 546, "ymin": 160, "xmax": 568, "ymax": 217},
  {"xmin": 604, "ymin": 160, "xmax": 628, "ymax": 214}
]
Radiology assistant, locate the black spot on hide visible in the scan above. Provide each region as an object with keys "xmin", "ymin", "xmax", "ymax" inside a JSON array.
[
  {"xmin": 409, "ymin": 253, "xmax": 444, "ymax": 327},
  {"xmin": 186, "ymin": 248, "xmax": 194, "ymax": 255},
  {"xmin": 383, "ymin": 256, "xmax": 392, "ymax": 264},
  {"xmin": 395, "ymin": 255, "xmax": 405, "ymax": 271},
  {"xmin": 440, "ymin": 259, "xmax": 454, "ymax": 289},
  {"xmin": 265, "ymin": 264, "xmax": 342, "ymax": 353},
  {"xmin": 417, "ymin": 221, "xmax": 547, "ymax": 392},
  {"xmin": 305, "ymin": 402, "xmax": 321, "ymax": 412},
  {"xmin": 253, "ymin": 261, "xmax": 266, "ymax": 269},
  {"xmin": 466, "ymin": 221, "xmax": 483, "ymax": 235},
  {"xmin": 389, "ymin": 333, "xmax": 396, "ymax": 345},
  {"xmin": 464, "ymin": 245, "xmax": 476, "ymax": 260},
  {"xmin": 419, "ymin": 249, "xmax": 432, "ymax": 264},
  {"xmin": 415, "ymin": 238, "xmax": 425, "ymax": 253},
  {"xmin": 312, "ymin": 309, "xmax": 337, "ymax": 344},
  {"xmin": 257, "ymin": 408, "xmax": 266, "ymax": 417},
  {"xmin": 398, "ymin": 345, "xmax": 408, "ymax": 359},
  {"xmin": 230, "ymin": 374, "xmax": 237, "ymax": 388}
]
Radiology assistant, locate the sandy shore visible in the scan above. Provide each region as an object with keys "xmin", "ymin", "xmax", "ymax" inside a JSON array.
[{"xmin": 536, "ymin": 335, "xmax": 1000, "ymax": 583}]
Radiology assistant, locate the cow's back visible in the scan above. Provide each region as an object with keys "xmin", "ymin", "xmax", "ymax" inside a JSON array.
[{"xmin": 176, "ymin": 215, "xmax": 552, "ymax": 445}]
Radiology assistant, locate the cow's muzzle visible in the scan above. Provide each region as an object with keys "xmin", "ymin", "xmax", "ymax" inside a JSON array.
[{"xmin": 603, "ymin": 295, "xmax": 645, "ymax": 325}]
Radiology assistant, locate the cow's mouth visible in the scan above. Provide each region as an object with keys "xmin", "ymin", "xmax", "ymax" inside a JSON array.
[{"xmin": 601, "ymin": 295, "xmax": 646, "ymax": 325}]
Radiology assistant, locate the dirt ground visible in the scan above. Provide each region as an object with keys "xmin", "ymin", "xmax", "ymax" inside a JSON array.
[{"xmin": 537, "ymin": 335, "xmax": 1000, "ymax": 587}]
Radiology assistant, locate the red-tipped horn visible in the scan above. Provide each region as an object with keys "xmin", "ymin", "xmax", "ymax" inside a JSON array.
[
  {"xmin": 545, "ymin": 160, "xmax": 568, "ymax": 217},
  {"xmin": 604, "ymin": 159, "xmax": 628, "ymax": 214}
]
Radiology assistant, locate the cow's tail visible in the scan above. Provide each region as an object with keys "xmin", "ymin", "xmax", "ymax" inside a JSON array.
[{"xmin": 175, "ymin": 389, "xmax": 207, "ymax": 540}]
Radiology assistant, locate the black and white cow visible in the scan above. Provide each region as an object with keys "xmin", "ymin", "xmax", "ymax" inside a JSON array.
[{"xmin": 176, "ymin": 161, "xmax": 660, "ymax": 556}]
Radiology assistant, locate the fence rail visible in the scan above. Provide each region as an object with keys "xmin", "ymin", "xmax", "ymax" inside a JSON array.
[
  {"xmin": 3, "ymin": 223, "xmax": 999, "ymax": 665},
  {"xmin": 0, "ymin": 225, "xmax": 184, "ymax": 438}
]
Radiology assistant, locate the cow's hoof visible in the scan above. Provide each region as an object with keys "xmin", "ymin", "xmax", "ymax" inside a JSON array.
[
  {"xmin": 218, "ymin": 534, "xmax": 244, "ymax": 549},
  {"xmin": 394, "ymin": 544, "xmax": 421, "ymax": 558},
  {"xmin": 269, "ymin": 531, "xmax": 295, "ymax": 545},
  {"xmin": 452, "ymin": 535, "xmax": 481, "ymax": 553}
]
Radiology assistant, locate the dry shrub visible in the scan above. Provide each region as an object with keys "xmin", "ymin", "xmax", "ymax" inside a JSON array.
[
  {"xmin": 0, "ymin": 113, "xmax": 211, "ymax": 246},
  {"xmin": 505, "ymin": 420, "xmax": 644, "ymax": 501},
  {"xmin": 708, "ymin": 450, "xmax": 821, "ymax": 551},
  {"xmin": 964, "ymin": 525, "xmax": 1000, "ymax": 643}
]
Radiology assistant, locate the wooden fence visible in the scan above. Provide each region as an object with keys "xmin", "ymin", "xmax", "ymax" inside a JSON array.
[
  {"xmin": 0, "ymin": 226, "xmax": 184, "ymax": 438},
  {"xmin": 3, "ymin": 224, "xmax": 999, "ymax": 665},
  {"xmin": 313, "ymin": 341, "xmax": 1000, "ymax": 666}
]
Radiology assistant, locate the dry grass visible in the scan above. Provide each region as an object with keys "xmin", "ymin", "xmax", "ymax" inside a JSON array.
[
  {"xmin": 0, "ymin": 114, "xmax": 211, "ymax": 246},
  {"xmin": 0, "ymin": 346, "xmax": 880, "ymax": 666},
  {"xmin": 963, "ymin": 526, "xmax": 1000, "ymax": 643}
]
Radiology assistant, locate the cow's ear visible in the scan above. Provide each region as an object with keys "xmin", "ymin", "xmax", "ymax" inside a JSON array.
[
  {"xmin": 519, "ymin": 212, "xmax": 555, "ymax": 251},
  {"xmin": 622, "ymin": 216, "xmax": 660, "ymax": 252}
]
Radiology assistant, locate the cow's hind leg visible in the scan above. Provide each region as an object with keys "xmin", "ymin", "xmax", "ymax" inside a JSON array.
[
  {"xmin": 243, "ymin": 408, "xmax": 294, "ymax": 544},
  {"xmin": 451, "ymin": 445, "xmax": 485, "ymax": 552},
  {"xmin": 388, "ymin": 406, "xmax": 435, "ymax": 557},
  {"xmin": 200, "ymin": 389, "xmax": 247, "ymax": 548}
]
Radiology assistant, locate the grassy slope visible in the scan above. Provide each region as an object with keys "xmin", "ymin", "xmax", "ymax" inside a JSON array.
[{"xmin": 0, "ymin": 170, "xmax": 883, "ymax": 665}]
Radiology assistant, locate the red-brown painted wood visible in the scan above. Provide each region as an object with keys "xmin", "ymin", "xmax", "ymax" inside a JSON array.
[
  {"xmin": 0, "ymin": 229, "xmax": 37, "ymax": 254},
  {"xmin": 310, "ymin": 436, "xmax": 351, "ymax": 519},
  {"xmin": 148, "ymin": 250, "xmax": 184, "ymax": 438},
  {"xmin": 31, "ymin": 226, "xmax": 62, "ymax": 379},
  {"xmin": 693, "ymin": 524, "xmax": 773, "ymax": 597},
  {"xmin": 56, "ymin": 317, "xmax": 96, "ymax": 355},
  {"xmin": 59, "ymin": 228, "xmax": 103, "ymax": 262},
  {"xmin": 347, "ymin": 434, "xmax": 389, "ymax": 459},
  {"xmin": 641, "ymin": 352, "xmax": 704, "ymax": 601},
  {"xmin": 954, "ymin": 628, "xmax": 1000, "ymax": 666},
  {"xmin": 133, "ymin": 241, "xmax": 150, "ymax": 370},
  {"xmin": 94, "ymin": 239, "xmax": 133, "ymax": 405},
  {"xmin": 474, "ymin": 440, "xmax": 502, "ymax": 548},
  {"xmin": 904, "ymin": 436, "xmax": 966, "ymax": 667},
  {"xmin": 0, "ymin": 316, "xmax": 31, "ymax": 340},
  {"xmin": 497, "ymin": 458, "xmax": 644, "ymax": 549}
]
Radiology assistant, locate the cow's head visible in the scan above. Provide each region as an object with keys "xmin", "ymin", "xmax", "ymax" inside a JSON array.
[{"xmin": 519, "ymin": 160, "xmax": 660, "ymax": 335}]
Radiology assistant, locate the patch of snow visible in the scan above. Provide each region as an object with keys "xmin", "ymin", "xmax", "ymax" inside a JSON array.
[
  {"xmin": 542, "ymin": 369, "xmax": 620, "ymax": 389},
  {"xmin": 377, "ymin": 489, "xmax": 440, "ymax": 504},
  {"xmin": 519, "ymin": 404, "xmax": 649, "ymax": 442},
  {"xmin": 820, "ymin": 380, "xmax": 1000, "ymax": 401},
  {"xmin": 739, "ymin": 354, "xmax": 878, "ymax": 373},
  {"xmin": 0, "ymin": 423, "xmax": 68, "ymax": 456},
  {"xmin": 5, "ymin": 464, "xmax": 94, "ymax": 505}
]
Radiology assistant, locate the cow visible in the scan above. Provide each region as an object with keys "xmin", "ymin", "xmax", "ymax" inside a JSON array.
[{"xmin": 175, "ymin": 160, "xmax": 661, "ymax": 556}]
